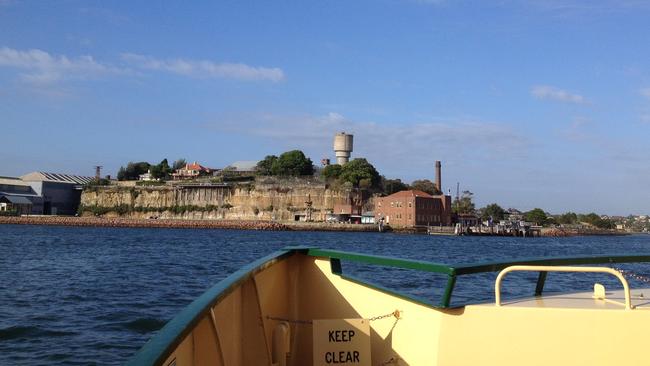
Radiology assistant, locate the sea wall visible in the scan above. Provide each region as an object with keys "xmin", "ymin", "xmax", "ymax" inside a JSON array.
[{"xmin": 80, "ymin": 178, "xmax": 362, "ymax": 221}]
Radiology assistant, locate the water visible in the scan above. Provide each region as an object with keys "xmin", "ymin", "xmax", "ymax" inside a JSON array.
[{"xmin": 2, "ymin": 224, "xmax": 650, "ymax": 365}]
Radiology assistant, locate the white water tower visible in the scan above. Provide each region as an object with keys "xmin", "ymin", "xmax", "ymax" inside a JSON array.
[{"xmin": 333, "ymin": 132, "xmax": 353, "ymax": 165}]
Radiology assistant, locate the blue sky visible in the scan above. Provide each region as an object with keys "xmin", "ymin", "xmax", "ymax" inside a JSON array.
[{"xmin": 1, "ymin": 0, "xmax": 650, "ymax": 215}]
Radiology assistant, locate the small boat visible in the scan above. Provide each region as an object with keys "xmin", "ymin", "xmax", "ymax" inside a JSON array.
[{"xmin": 128, "ymin": 247, "xmax": 650, "ymax": 366}]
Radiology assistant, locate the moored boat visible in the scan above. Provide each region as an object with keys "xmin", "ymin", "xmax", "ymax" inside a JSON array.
[{"xmin": 127, "ymin": 247, "xmax": 650, "ymax": 366}]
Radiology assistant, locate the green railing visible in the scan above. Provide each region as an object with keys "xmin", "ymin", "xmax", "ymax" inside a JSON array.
[
  {"xmin": 303, "ymin": 248, "xmax": 650, "ymax": 308},
  {"xmin": 127, "ymin": 247, "xmax": 650, "ymax": 365}
]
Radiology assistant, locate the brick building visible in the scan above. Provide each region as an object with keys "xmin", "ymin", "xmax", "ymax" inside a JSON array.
[{"xmin": 375, "ymin": 190, "xmax": 452, "ymax": 228}]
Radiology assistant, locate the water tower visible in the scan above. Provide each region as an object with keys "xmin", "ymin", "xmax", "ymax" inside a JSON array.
[{"xmin": 333, "ymin": 132, "xmax": 354, "ymax": 165}]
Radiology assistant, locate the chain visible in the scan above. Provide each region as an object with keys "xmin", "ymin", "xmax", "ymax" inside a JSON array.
[
  {"xmin": 613, "ymin": 267, "xmax": 650, "ymax": 284},
  {"xmin": 267, "ymin": 310, "xmax": 401, "ymax": 325},
  {"xmin": 368, "ymin": 310, "xmax": 401, "ymax": 322}
]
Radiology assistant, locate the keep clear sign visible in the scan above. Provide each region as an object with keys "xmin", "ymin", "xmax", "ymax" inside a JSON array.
[{"xmin": 313, "ymin": 318, "xmax": 371, "ymax": 366}]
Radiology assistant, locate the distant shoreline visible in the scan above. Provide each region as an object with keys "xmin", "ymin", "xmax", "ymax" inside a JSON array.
[
  {"xmin": 0, "ymin": 216, "xmax": 378, "ymax": 232},
  {"xmin": 0, "ymin": 216, "xmax": 629, "ymax": 236}
]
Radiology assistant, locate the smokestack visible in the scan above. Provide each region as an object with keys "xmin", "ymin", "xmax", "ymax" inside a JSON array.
[{"xmin": 435, "ymin": 161, "xmax": 442, "ymax": 193}]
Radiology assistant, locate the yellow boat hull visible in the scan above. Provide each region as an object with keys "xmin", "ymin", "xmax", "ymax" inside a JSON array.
[{"xmin": 130, "ymin": 249, "xmax": 650, "ymax": 366}]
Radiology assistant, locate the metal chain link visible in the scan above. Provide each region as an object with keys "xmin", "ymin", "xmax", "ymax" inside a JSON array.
[
  {"xmin": 267, "ymin": 310, "xmax": 401, "ymax": 325},
  {"xmin": 613, "ymin": 267, "xmax": 650, "ymax": 284},
  {"xmin": 368, "ymin": 310, "xmax": 401, "ymax": 322}
]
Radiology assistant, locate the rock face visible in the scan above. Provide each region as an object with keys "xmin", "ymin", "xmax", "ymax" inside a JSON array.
[{"xmin": 80, "ymin": 179, "xmax": 363, "ymax": 221}]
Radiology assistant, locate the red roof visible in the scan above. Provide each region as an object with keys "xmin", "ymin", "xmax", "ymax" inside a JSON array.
[
  {"xmin": 385, "ymin": 190, "xmax": 433, "ymax": 198},
  {"xmin": 185, "ymin": 162, "xmax": 209, "ymax": 171}
]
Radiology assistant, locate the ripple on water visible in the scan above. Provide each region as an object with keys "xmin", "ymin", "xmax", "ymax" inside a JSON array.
[
  {"xmin": 2, "ymin": 225, "xmax": 650, "ymax": 366},
  {"xmin": 0, "ymin": 325, "xmax": 77, "ymax": 340}
]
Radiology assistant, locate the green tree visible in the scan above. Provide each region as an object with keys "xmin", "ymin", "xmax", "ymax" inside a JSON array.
[
  {"xmin": 117, "ymin": 161, "xmax": 150, "ymax": 181},
  {"xmin": 256, "ymin": 155, "xmax": 278, "ymax": 176},
  {"xmin": 117, "ymin": 166, "xmax": 127, "ymax": 181},
  {"xmin": 452, "ymin": 190, "xmax": 475, "ymax": 214},
  {"xmin": 410, "ymin": 179, "xmax": 441, "ymax": 195},
  {"xmin": 380, "ymin": 177, "xmax": 409, "ymax": 195},
  {"xmin": 172, "ymin": 158, "xmax": 187, "ymax": 171},
  {"xmin": 339, "ymin": 158, "xmax": 380, "ymax": 188},
  {"xmin": 557, "ymin": 212, "xmax": 578, "ymax": 225},
  {"xmin": 271, "ymin": 150, "xmax": 314, "ymax": 176},
  {"xmin": 480, "ymin": 203, "xmax": 506, "ymax": 221},
  {"xmin": 150, "ymin": 158, "xmax": 172, "ymax": 180},
  {"xmin": 321, "ymin": 164, "xmax": 343, "ymax": 180},
  {"xmin": 525, "ymin": 208, "xmax": 548, "ymax": 225},
  {"xmin": 579, "ymin": 212, "xmax": 614, "ymax": 229}
]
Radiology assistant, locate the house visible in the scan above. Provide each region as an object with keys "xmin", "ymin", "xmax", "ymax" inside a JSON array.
[
  {"xmin": 374, "ymin": 190, "xmax": 452, "ymax": 228},
  {"xmin": 138, "ymin": 169, "xmax": 156, "ymax": 181},
  {"xmin": 172, "ymin": 162, "xmax": 212, "ymax": 180}
]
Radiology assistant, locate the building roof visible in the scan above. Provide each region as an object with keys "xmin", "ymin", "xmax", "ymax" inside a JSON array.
[
  {"xmin": 0, "ymin": 195, "xmax": 33, "ymax": 205},
  {"xmin": 20, "ymin": 172, "xmax": 94, "ymax": 185},
  {"xmin": 228, "ymin": 160, "xmax": 258, "ymax": 172},
  {"xmin": 184, "ymin": 162, "xmax": 210, "ymax": 171},
  {"xmin": 0, "ymin": 177, "xmax": 32, "ymax": 186},
  {"xmin": 384, "ymin": 190, "xmax": 434, "ymax": 199}
]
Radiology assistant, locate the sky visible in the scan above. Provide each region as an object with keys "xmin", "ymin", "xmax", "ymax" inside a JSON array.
[{"xmin": 1, "ymin": 0, "xmax": 650, "ymax": 215}]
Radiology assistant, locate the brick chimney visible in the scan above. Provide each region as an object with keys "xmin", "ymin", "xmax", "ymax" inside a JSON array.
[{"xmin": 435, "ymin": 161, "xmax": 442, "ymax": 193}]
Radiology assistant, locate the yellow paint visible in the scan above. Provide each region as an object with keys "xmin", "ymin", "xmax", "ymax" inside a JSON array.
[
  {"xmin": 158, "ymin": 253, "xmax": 650, "ymax": 366},
  {"xmin": 495, "ymin": 265, "xmax": 633, "ymax": 309}
]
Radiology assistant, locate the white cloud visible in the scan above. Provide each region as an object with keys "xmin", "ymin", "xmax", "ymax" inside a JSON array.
[
  {"xmin": 0, "ymin": 46, "xmax": 126, "ymax": 85},
  {"xmin": 531, "ymin": 85, "xmax": 587, "ymax": 104},
  {"xmin": 121, "ymin": 53, "xmax": 285, "ymax": 82},
  {"xmin": 206, "ymin": 112, "xmax": 528, "ymax": 176}
]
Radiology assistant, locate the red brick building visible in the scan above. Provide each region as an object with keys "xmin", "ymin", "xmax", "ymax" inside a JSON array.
[{"xmin": 375, "ymin": 190, "xmax": 452, "ymax": 228}]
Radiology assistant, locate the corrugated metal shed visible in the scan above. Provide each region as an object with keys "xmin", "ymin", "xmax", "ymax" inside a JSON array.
[{"xmin": 21, "ymin": 172, "xmax": 94, "ymax": 185}]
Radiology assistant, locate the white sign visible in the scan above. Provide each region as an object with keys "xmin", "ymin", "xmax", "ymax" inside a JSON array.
[{"xmin": 313, "ymin": 318, "xmax": 371, "ymax": 366}]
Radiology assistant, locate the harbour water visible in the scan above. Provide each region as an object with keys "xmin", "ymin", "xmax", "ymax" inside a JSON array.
[{"xmin": 2, "ymin": 224, "xmax": 650, "ymax": 365}]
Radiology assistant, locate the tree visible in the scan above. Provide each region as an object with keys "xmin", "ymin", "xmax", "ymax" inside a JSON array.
[
  {"xmin": 117, "ymin": 166, "xmax": 127, "ymax": 181},
  {"xmin": 380, "ymin": 177, "xmax": 409, "ymax": 195},
  {"xmin": 172, "ymin": 158, "xmax": 187, "ymax": 171},
  {"xmin": 339, "ymin": 158, "xmax": 380, "ymax": 188},
  {"xmin": 579, "ymin": 212, "xmax": 614, "ymax": 229},
  {"xmin": 557, "ymin": 212, "xmax": 578, "ymax": 225},
  {"xmin": 256, "ymin": 155, "xmax": 278, "ymax": 176},
  {"xmin": 117, "ymin": 161, "xmax": 150, "ymax": 181},
  {"xmin": 525, "ymin": 208, "xmax": 547, "ymax": 225},
  {"xmin": 150, "ymin": 158, "xmax": 172, "ymax": 180},
  {"xmin": 321, "ymin": 164, "xmax": 343, "ymax": 180},
  {"xmin": 272, "ymin": 150, "xmax": 314, "ymax": 176},
  {"xmin": 410, "ymin": 179, "xmax": 441, "ymax": 195},
  {"xmin": 452, "ymin": 190, "xmax": 475, "ymax": 214},
  {"xmin": 480, "ymin": 203, "xmax": 506, "ymax": 221}
]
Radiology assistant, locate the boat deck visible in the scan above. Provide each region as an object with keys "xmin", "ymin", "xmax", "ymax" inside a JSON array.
[{"xmin": 491, "ymin": 287, "xmax": 650, "ymax": 309}]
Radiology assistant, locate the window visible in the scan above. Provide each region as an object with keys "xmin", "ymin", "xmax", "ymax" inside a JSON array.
[{"xmin": 408, "ymin": 202, "xmax": 412, "ymax": 208}]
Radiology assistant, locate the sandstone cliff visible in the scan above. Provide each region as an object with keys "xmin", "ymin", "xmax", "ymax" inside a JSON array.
[{"xmin": 80, "ymin": 178, "xmax": 366, "ymax": 221}]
